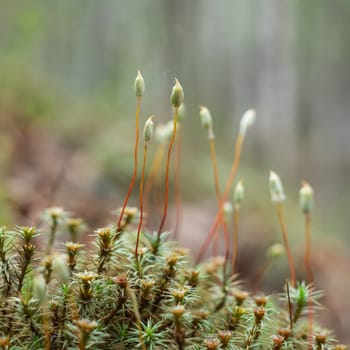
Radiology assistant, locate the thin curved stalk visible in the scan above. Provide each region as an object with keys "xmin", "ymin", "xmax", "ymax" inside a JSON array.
[
  {"xmin": 209, "ymin": 137, "xmax": 221, "ymax": 255},
  {"xmin": 232, "ymin": 206, "xmax": 239, "ymax": 274},
  {"xmin": 118, "ymin": 96, "xmax": 141, "ymax": 230},
  {"xmin": 276, "ymin": 202, "xmax": 296, "ymax": 287},
  {"xmin": 209, "ymin": 138, "xmax": 221, "ymax": 201},
  {"xmin": 173, "ymin": 129, "xmax": 183, "ymax": 239},
  {"xmin": 196, "ymin": 134, "xmax": 244, "ymax": 264},
  {"xmin": 143, "ymin": 144, "xmax": 166, "ymax": 226},
  {"xmin": 305, "ymin": 213, "xmax": 313, "ymax": 350},
  {"xmin": 157, "ymin": 107, "xmax": 179, "ymax": 237},
  {"xmin": 135, "ymin": 144, "xmax": 148, "ymax": 260}
]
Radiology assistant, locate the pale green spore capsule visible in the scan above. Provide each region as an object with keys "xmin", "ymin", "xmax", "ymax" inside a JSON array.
[
  {"xmin": 134, "ymin": 70, "xmax": 145, "ymax": 97},
  {"xmin": 177, "ymin": 103, "xmax": 186, "ymax": 123},
  {"xmin": 164, "ymin": 120, "xmax": 175, "ymax": 141},
  {"xmin": 269, "ymin": 171, "xmax": 286, "ymax": 203},
  {"xmin": 33, "ymin": 275, "xmax": 47, "ymax": 304},
  {"xmin": 234, "ymin": 180, "xmax": 245, "ymax": 206},
  {"xmin": 171, "ymin": 78, "xmax": 184, "ymax": 108},
  {"xmin": 199, "ymin": 106, "xmax": 213, "ymax": 130},
  {"xmin": 299, "ymin": 181, "xmax": 314, "ymax": 214},
  {"xmin": 155, "ymin": 122, "xmax": 174, "ymax": 144},
  {"xmin": 155, "ymin": 124, "xmax": 167, "ymax": 144},
  {"xmin": 239, "ymin": 109, "xmax": 256, "ymax": 136},
  {"xmin": 267, "ymin": 243, "xmax": 284, "ymax": 259},
  {"xmin": 143, "ymin": 115, "xmax": 155, "ymax": 143},
  {"xmin": 223, "ymin": 201, "xmax": 233, "ymax": 223}
]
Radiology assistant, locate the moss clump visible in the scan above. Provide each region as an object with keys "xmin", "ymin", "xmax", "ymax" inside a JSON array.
[{"xmin": 0, "ymin": 217, "xmax": 345, "ymax": 349}]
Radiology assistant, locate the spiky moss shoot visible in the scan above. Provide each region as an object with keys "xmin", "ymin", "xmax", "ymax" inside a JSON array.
[
  {"xmin": 42, "ymin": 255, "xmax": 54, "ymax": 285},
  {"xmin": 75, "ymin": 319, "xmax": 98, "ymax": 333},
  {"xmin": 95, "ymin": 227, "xmax": 115, "ymax": 274},
  {"xmin": 15, "ymin": 226, "xmax": 38, "ymax": 293},
  {"xmin": 204, "ymin": 337, "xmax": 220, "ymax": 350},
  {"xmin": 75, "ymin": 319, "xmax": 98, "ymax": 350},
  {"xmin": 233, "ymin": 290, "xmax": 249, "ymax": 306},
  {"xmin": 245, "ymin": 305, "xmax": 267, "ymax": 348},
  {"xmin": 172, "ymin": 287, "xmax": 188, "ymax": 304},
  {"xmin": 278, "ymin": 327, "xmax": 292, "ymax": 340},
  {"xmin": 0, "ymin": 227, "xmax": 11, "ymax": 294},
  {"xmin": 65, "ymin": 242, "xmax": 84, "ymax": 255},
  {"xmin": 185, "ymin": 269, "xmax": 200, "ymax": 287},
  {"xmin": 171, "ymin": 304, "xmax": 186, "ymax": 320},
  {"xmin": 170, "ymin": 304, "xmax": 187, "ymax": 348},
  {"xmin": 139, "ymin": 278, "xmax": 155, "ymax": 311},
  {"xmin": 218, "ymin": 330, "xmax": 232, "ymax": 348},
  {"xmin": 254, "ymin": 295, "xmax": 268, "ymax": 307},
  {"xmin": 76, "ymin": 271, "xmax": 98, "ymax": 284},
  {"xmin": 66, "ymin": 242, "xmax": 84, "ymax": 274},
  {"xmin": 130, "ymin": 319, "xmax": 169, "ymax": 350},
  {"xmin": 230, "ymin": 305, "xmax": 246, "ymax": 330},
  {"xmin": 272, "ymin": 334, "xmax": 285, "ymax": 349},
  {"xmin": 76, "ymin": 271, "xmax": 98, "ymax": 304},
  {"xmin": 315, "ymin": 332, "xmax": 327, "ymax": 346}
]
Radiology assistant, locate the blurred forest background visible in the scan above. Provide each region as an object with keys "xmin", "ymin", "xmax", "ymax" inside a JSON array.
[{"xmin": 0, "ymin": 0, "xmax": 349, "ymax": 343}]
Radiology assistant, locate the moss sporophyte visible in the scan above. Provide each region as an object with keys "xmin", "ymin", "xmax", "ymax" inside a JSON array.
[{"xmin": 0, "ymin": 71, "xmax": 347, "ymax": 349}]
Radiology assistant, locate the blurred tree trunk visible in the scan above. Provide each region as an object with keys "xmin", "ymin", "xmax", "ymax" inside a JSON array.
[{"xmin": 253, "ymin": 0, "xmax": 297, "ymax": 174}]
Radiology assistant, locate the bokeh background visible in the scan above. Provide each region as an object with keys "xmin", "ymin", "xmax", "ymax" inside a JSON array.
[{"xmin": 0, "ymin": 0, "xmax": 349, "ymax": 344}]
